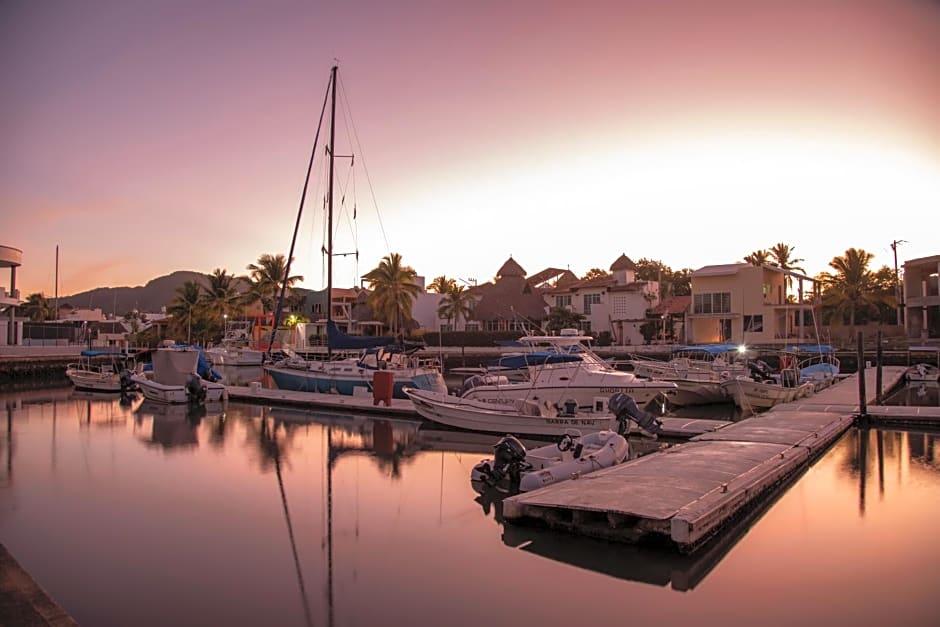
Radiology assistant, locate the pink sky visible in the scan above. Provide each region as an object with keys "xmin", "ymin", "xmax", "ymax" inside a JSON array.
[{"xmin": 2, "ymin": 0, "xmax": 938, "ymax": 298}]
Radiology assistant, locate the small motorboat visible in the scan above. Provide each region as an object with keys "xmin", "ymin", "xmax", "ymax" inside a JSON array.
[
  {"xmin": 66, "ymin": 349, "xmax": 137, "ymax": 393},
  {"xmin": 905, "ymin": 363, "xmax": 939, "ymax": 383},
  {"xmin": 471, "ymin": 429, "xmax": 629, "ymax": 492},
  {"xmin": 131, "ymin": 345, "xmax": 226, "ymax": 405}
]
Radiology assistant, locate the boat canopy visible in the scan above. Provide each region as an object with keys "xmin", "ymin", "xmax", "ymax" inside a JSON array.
[
  {"xmin": 672, "ymin": 343, "xmax": 741, "ymax": 355},
  {"xmin": 79, "ymin": 350, "xmax": 127, "ymax": 358},
  {"xmin": 487, "ymin": 352, "xmax": 583, "ymax": 370},
  {"xmin": 327, "ymin": 320, "xmax": 392, "ymax": 350}
]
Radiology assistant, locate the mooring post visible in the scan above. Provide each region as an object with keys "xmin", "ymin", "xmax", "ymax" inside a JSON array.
[
  {"xmin": 875, "ymin": 330, "xmax": 883, "ymax": 404},
  {"xmin": 857, "ymin": 331, "xmax": 867, "ymax": 417}
]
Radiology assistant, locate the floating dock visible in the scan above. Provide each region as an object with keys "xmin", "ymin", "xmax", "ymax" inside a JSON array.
[{"xmin": 502, "ymin": 366, "xmax": 914, "ymax": 553}]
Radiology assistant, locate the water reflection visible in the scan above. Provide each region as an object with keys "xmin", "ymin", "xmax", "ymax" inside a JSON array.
[
  {"xmin": 882, "ymin": 381, "xmax": 940, "ymax": 407},
  {"xmin": 2, "ymin": 389, "xmax": 939, "ymax": 626}
]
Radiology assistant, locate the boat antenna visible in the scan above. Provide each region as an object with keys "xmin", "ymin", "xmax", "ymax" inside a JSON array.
[{"xmin": 267, "ymin": 67, "xmax": 335, "ymax": 358}]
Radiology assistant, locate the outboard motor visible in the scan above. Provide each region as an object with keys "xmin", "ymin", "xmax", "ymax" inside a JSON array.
[
  {"xmin": 185, "ymin": 373, "xmax": 207, "ymax": 404},
  {"xmin": 119, "ymin": 368, "xmax": 134, "ymax": 397},
  {"xmin": 471, "ymin": 435, "xmax": 530, "ymax": 489},
  {"xmin": 608, "ymin": 392, "xmax": 663, "ymax": 436}
]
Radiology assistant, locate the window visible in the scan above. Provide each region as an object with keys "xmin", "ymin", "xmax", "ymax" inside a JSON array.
[
  {"xmin": 464, "ymin": 322, "xmax": 480, "ymax": 331},
  {"xmin": 743, "ymin": 314, "xmax": 763, "ymax": 332},
  {"xmin": 313, "ymin": 303, "xmax": 322, "ymax": 314},
  {"xmin": 583, "ymin": 293, "xmax": 601, "ymax": 313},
  {"xmin": 556, "ymin": 294, "xmax": 572, "ymax": 308},
  {"xmin": 612, "ymin": 295, "xmax": 630, "ymax": 317},
  {"xmin": 693, "ymin": 292, "xmax": 731, "ymax": 314}
]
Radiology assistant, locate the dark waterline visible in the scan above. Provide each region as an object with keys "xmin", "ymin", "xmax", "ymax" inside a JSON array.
[{"xmin": 1, "ymin": 385, "xmax": 938, "ymax": 627}]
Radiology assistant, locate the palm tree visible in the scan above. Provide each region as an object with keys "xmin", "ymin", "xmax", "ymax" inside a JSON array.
[
  {"xmin": 437, "ymin": 284, "xmax": 475, "ymax": 331},
  {"xmin": 743, "ymin": 249, "xmax": 771, "ymax": 266},
  {"xmin": 245, "ymin": 254, "xmax": 304, "ymax": 315},
  {"xmin": 770, "ymin": 242, "xmax": 807, "ymax": 299},
  {"xmin": 817, "ymin": 248, "xmax": 892, "ymax": 330},
  {"xmin": 362, "ymin": 253, "xmax": 421, "ymax": 336},
  {"xmin": 20, "ymin": 292, "xmax": 53, "ymax": 321},
  {"xmin": 428, "ymin": 275, "xmax": 456, "ymax": 294},
  {"xmin": 202, "ymin": 268, "xmax": 242, "ymax": 319},
  {"xmin": 167, "ymin": 280, "xmax": 203, "ymax": 343}
]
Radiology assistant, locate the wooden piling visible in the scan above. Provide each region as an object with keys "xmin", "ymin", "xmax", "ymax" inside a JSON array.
[
  {"xmin": 856, "ymin": 331, "xmax": 867, "ymax": 417},
  {"xmin": 875, "ymin": 330, "xmax": 883, "ymax": 404}
]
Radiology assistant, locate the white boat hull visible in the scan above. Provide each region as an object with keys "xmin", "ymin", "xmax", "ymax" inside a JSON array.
[
  {"xmin": 405, "ymin": 388, "xmax": 618, "ymax": 437},
  {"xmin": 131, "ymin": 374, "xmax": 226, "ymax": 404},
  {"xmin": 666, "ymin": 379, "xmax": 728, "ymax": 406},
  {"xmin": 719, "ymin": 377, "xmax": 814, "ymax": 411},
  {"xmin": 205, "ymin": 347, "xmax": 264, "ymax": 367},
  {"xmin": 66, "ymin": 369, "xmax": 124, "ymax": 392},
  {"xmin": 458, "ymin": 363, "xmax": 676, "ymax": 410}
]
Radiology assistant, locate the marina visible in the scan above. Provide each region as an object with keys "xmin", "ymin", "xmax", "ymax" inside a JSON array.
[{"xmin": 0, "ymin": 378, "xmax": 937, "ymax": 626}]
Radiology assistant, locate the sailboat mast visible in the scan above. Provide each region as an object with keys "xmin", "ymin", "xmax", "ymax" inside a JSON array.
[{"xmin": 327, "ymin": 65, "xmax": 337, "ymax": 361}]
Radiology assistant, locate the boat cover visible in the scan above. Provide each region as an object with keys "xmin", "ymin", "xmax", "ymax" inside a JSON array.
[
  {"xmin": 327, "ymin": 321, "xmax": 392, "ymax": 350},
  {"xmin": 486, "ymin": 352, "xmax": 582, "ymax": 369}
]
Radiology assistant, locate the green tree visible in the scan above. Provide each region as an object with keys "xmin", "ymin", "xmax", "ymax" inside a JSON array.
[
  {"xmin": 769, "ymin": 242, "xmax": 807, "ymax": 303},
  {"xmin": 743, "ymin": 249, "xmax": 771, "ymax": 266},
  {"xmin": 362, "ymin": 253, "xmax": 421, "ymax": 335},
  {"xmin": 20, "ymin": 292, "xmax": 53, "ymax": 321},
  {"xmin": 817, "ymin": 248, "xmax": 894, "ymax": 329},
  {"xmin": 428, "ymin": 275, "xmax": 456, "ymax": 294},
  {"xmin": 246, "ymin": 254, "xmax": 303, "ymax": 315},
  {"xmin": 436, "ymin": 284, "xmax": 475, "ymax": 330},
  {"xmin": 544, "ymin": 306, "xmax": 585, "ymax": 334},
  {"xmin": 635, "ymin": 259, "xmax": 692, "ymax": 296},
  {"xmin": 581, "ymin": 268, "xmax": 609, "ymax": 281},
  {"xmin": 201, "ymin": 268, "xmax": 242, "ymax": 333},
  {"xmin": 167, "ymin": 280, "xmax": 204, "ymax": 343}
]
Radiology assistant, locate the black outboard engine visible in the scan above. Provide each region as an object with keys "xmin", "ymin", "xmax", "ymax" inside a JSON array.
[
  {"xmin": 608, "ymin": 392, "xmax": 663, "ymax": 436},
  {"xmin": 472, "ymin": 435, "xmax": 530, "ymax": 489},
  {"xmin": 748, "ymin": 359, "xmax": 775, "ymax": 382},
  {"xmin": 185, "ymin": 373, "xmax": 207, "ymax": 404},
  {"xmin": 119, "ymin": 369, "xmax": 134, "ymax": 397}
]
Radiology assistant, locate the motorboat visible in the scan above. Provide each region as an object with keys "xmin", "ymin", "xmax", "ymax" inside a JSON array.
[
  {"xmin": 905, "ymin": 363, "xmax": 939, "ymax": 383},
  {"xmin": 627, "ymin": 344, "xmax": 752, "ymax": 406},
  {"xmin": 471, "ymin": 429, "xmax": 630, "ymax": 492},
  {"xmin": 404, "ymin": 388, "xmax": 664, "ymax": 438},
  {"xmin": 204, "ymin": 319, "xmax": 265, "ymax": 366},
  {"xmin": 719, "ymin": 357, "xmax": 814, "ymax": 412},
  {"xmin": 787, "ymin": 344, "xmax": 841, "ymax": 391},
  {"xmin": 204, "ymin": 343, "xmax": 265, "ymax": 367},
  {"xmin": 450, "ymin": 331, "xmax": 676, "ymax": 410},
  {"xmin": 65, "ymin": 349, "xmax": 137, "ymax": 393},
  {"xmin": 131, "ymin": 346, "xmax": 226, "ymax": 404}
]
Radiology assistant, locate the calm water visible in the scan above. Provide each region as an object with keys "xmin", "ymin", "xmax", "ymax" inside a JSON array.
[{"xmin": 1, "ymin": 385, "xmax": 939, "ymax": 627}]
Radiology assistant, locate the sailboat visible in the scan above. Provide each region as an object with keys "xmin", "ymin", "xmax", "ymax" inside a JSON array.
[{"xmin": 263, "ymin": 66, "xmax": 447, "ymax": 399}]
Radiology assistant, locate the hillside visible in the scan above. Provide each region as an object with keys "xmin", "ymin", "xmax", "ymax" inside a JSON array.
[{"xmin": 59, "ymin": 271, "xmax": 211, "ymax": 315}]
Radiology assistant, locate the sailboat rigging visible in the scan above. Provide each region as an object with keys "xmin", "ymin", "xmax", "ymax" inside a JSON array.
[{"xmin": 263, "ymin": 66, "xmax": 447, "ymax": 399}]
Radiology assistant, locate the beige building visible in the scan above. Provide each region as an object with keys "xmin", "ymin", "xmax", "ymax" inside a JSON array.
[
  {"xmin": 689, "ymin": 263, "xmax": 818, "ymax": 345},
  {"xmin": 903, "ymin": 255, "xmax": 940, "ymax": 341}
]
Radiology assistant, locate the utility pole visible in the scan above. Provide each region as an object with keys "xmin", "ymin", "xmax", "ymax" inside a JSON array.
[{"xmin": 890, "ymin": 239, "xmax": 906, "ymax": 327}]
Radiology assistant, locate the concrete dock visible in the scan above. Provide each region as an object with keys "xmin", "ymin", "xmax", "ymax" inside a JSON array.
[
  {"xmin": 0, "ymin": 544, "xmax": 77, "ymax": 626},
  {"xmin": 502, "ymin": 366, "xmax": 912, "ymax": 553}
]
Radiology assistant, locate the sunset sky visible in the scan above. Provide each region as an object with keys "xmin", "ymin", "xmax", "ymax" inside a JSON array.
[{"xmin": 3, "ymin": 0, "xmax": 938, "ymax": 298}]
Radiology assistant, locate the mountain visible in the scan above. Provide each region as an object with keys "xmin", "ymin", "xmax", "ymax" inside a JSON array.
[{"xmin": 59, "ymin": 271, "xmax": 212, "ymax": 315}]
